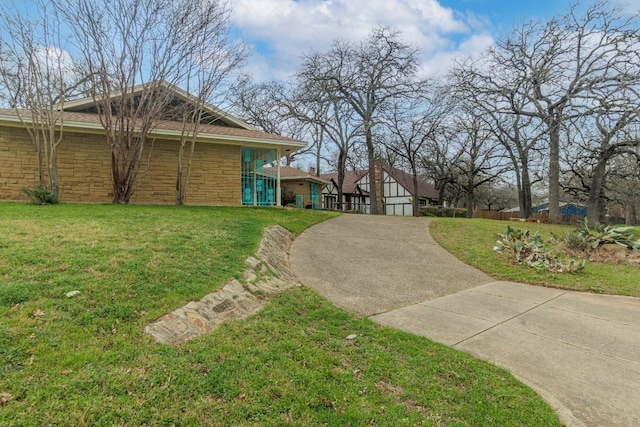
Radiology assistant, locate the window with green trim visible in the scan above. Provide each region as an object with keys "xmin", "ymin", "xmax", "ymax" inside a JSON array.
[{"xmin": 241, "ymin": 147, "xmax": 278, "ymax": 206}]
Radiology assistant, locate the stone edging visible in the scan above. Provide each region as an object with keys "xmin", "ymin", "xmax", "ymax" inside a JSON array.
[{"xmin": 144, "ymin": 225, "xmax": 297, "ymax": 345}]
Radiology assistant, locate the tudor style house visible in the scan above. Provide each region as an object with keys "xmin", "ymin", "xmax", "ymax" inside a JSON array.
[
  {"xmin": 320, "ymin": 170, "xmax": 370, "ymax": 212},
  {"xmin": 321, "ymin": 166, "xmax": 438, "ymax": 216},
  {"xmin": 0, "ymin": 82, "xmax": 306, "ymax": 206}
]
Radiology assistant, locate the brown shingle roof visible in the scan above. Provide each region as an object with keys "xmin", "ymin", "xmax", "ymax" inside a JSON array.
[
  {"xmin": 320, "ymin": 170, "xmax": 368, "ymax": 194},
  {"xmin": 263, "ymin": 166, "xmax": 329, "ymax": 184},
  {"xmin": 0, "ymin": 108, "xmax": 304, "ymax": 148}
]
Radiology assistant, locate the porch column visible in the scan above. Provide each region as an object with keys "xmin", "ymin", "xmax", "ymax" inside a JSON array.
[{"xmin": 276, "ymin": 149, "xmax": 281, "ymax": 207}]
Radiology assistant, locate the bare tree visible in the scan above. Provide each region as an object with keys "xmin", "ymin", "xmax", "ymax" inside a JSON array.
[
  {"xmin": 173, "ymin": 1, "xmax": 246, "ymax": 205},
  {"xmin": 297, "ymin": 27, "xmax": 420, "ymax": 214},
  {"xmin": 231, "ymin": 79, "xmax": 310, "ymax": 165},
  {"xmin": 292, "ymin": 79, "xmax": 364, "ymax": 210},
  {"xmin": 475, "ymin": 182, "xmax": 519, "ymax": 211},
  {"xmin": 564, "ymin": 99, "xmax": 639, "ymax": 223},
  {"xmin": 382, "ymin": 83, "xmax": 451, "ymax": 216},
  {"xmin": 420, "ymin": 132, "xmax": 459, "ymax": 208},
  {"xmin": 457, "ymin": 2, "xmax": 640, "ymax": 223},
  {"xmin": 0, "ymin": 1, "xmax": 79, "ymax": 195},
  {"xmin": 57, "ymin": 0, "xmax": 240, "ymax": 204},
  {"xmin": 450, "ymin": 62, "xmax": 545, "ymax": 219},
  {"xmin": 448, "ymin": 110, "xmax": 510, "ymax": 218},
  {"xmin": 608, "ymin": 152, "xmax": 640, "ymax": 225}
]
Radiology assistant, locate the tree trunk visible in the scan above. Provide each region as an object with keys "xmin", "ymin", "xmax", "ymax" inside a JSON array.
[
  {"xmin": 35, "ymin": 135, "xmax": 45, "ymax": 187},
  {"xmin": 375, "ymin": 160, "xmax": 385, "ymax": 214},
  {"xmin": 47, "ymin": 144, "xmax": 59, "ymax": 195},
  {"xmin": 365, "ymin": 124, "xmax": 379, "ymax": 215},
  {"xmin": 315, "ymin": 127, "xmax": 322, "ymax": 177},
  {"xmin": 337, "ymin": 149, "xmax": 346, "ymax": 211},
  {"xmin": 597, "ymin": 186, "xmax": 607, "ymax": 223},
  {"xmin": 547, "ymin": 117, "xmax": 561, "ymax": 224},
  {"xmin": 630, "ymin": 201, "xmax": 637, "ymax": 226},
  {"xmin": 521, "ymin": 157, "xmax": 532, "ymax": 219},
  {"xmin": 411, "ymin": 164, "xmax": 420, "ymax": 217},
  {"xmin": 438, "ymin": 182, "xmax": 447, "ymax": 207},
  {"xmin": 176, "ymin": 141, "xmax": 185, "ymax": 206},
  {"xmin": 466, "ymin": 182, "xmax": 474, "ymax": 218},
  {"xmin": 587, "ymin": 156, "xmax": 607, "ymax": 226}
]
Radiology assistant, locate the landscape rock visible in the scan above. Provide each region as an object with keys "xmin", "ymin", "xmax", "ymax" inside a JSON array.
[{"xmin": 145, "ymin": 225, "xmax": 296, "ymax": 345}]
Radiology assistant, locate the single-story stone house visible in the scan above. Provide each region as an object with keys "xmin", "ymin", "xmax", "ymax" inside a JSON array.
[
  {"xmin": 270, "ymin": 166, "xmax": 329, "ymax": 208},
  {"xmin": 0, "ymin": 83, "xmax": 306, "ymax": 206}
]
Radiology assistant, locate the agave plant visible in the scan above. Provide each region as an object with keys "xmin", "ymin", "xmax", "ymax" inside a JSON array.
[
  {"xmin": 576, "ymin": 218, "xmax": 640, "ymax": 250},
  {"xmin": 494, "ymin": 226, "xmax": 585, "ymax": 273}
]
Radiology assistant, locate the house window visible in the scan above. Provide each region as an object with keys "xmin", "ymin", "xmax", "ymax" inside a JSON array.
[
  {"xmin": 241, "ymin": 147, "xmax": 277, "ymax": 206},
  {"xmin": 324, "ymin": 195, "xmax": 336, "ymax": 210}
]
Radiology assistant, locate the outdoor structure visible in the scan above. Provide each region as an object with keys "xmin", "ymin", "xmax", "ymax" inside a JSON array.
[
  {"xmin": 270, "ymin": 166, "xmax": 329, "ymax": 209},
  {"xmin": 533, "ymin": 202, "xmax": 587, "ymax": 217},
  {"xmin": 501, "ymin": 202, "xmax": 588, "ymax": 217},
  {"xmin": 321, "ymin": 170, "xmax": 370, "ymax": 212},
  {"xmin": 0, "ymin": 82, "xmax": 306, "ymax": 206},
  {"xmin": 321, "ymin": 166, "xmax": 438, "ymax": 216}
]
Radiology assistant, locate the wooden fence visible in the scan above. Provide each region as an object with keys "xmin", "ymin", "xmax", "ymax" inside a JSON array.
[
  {"xmin": 473, "ymin": 211, "xmax": 516, "ymax": 221},
  {"xmin": 472, "ymin": 210, "xmax": 629, "ymax": 225}
]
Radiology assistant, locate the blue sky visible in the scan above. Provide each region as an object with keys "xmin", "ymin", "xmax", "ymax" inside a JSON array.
[
  {"xmin": 439, "ymin": 0, "xmax": 572, "ymax": 25},
  {"xmin": 4, "ymin": 0, "xmax": 639, "ymax": 83},
  {"xmin": 230, "ymin": 0, "xmax": 640, "ymax": 81}
]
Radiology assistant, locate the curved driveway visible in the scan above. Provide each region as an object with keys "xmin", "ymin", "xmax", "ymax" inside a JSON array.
[
  {"xmin": 290, "ymin": 214, "xmax": 492, "ymax": 316},
  {"xmin": 290, "ymin": 214, "xmax": 640, "ymax": 427}
]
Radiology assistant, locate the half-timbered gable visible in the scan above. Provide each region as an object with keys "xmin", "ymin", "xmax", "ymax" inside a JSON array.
[{"xmin": 320, "ymin": 170, "xmax": 369, "ymax": 212}]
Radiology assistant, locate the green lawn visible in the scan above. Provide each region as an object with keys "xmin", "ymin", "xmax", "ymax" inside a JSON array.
[
  {"xmin": 430, "ymin": 218, "xmax": 640, "ymax": 296},
  {"xmin": 0, "ymin": 203, "xmax": 560, "ymax": 426}
]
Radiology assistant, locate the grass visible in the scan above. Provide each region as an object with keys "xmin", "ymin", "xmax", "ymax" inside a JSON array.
[
  {"xmin": 430, "ymin": 218, "xmax": 640, "ymax": 296},
  {"xmin": 0, "ymin": 203, "xmax": 561, "ymax": 426}
]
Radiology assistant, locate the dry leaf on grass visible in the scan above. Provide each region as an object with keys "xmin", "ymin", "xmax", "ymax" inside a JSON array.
[{"xmin": 0, "ymin": 392, "xmax": 13, "ymax": 406}]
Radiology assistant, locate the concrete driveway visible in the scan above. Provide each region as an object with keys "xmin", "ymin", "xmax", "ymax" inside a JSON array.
[{"xmin": 289, "ymin": 214, "xmax": 640, "ymax": 427}]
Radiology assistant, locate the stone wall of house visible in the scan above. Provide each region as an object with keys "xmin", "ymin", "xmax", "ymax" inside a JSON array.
[
  {"xmin": 0, "ymin": 126, "xmax": 44, "ymax": 201},
  {"xmin": 0, "ymin": 125, "xmax": 242, "ymax": 205}
]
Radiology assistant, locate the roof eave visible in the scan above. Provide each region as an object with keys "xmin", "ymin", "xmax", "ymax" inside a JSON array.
[
  {"xmin": 281, "ymin": 175, "xmax": 331, "ymax": 184},
  {"xmin": 0, "ymin": 113, "xmax": 307, "ymax": 153}
]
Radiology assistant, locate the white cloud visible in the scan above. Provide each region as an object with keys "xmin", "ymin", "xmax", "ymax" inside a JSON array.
[
  {"xmin": 231, "ymin": 0, "xmax": 489, "ymax": 81},
  {"xmin": 421, "ymin": 33, "xmax": 494, "ymax": 77},
  {"xmin": 615, "ymin": 0, "xmax": 640, "ymax": 14}
]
